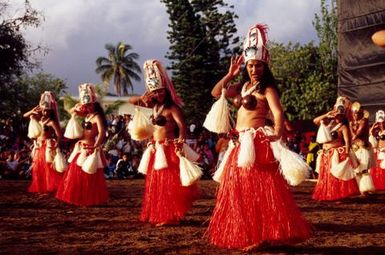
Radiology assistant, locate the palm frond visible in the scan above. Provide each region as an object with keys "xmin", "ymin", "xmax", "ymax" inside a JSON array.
[
  {"xmin": 97, "ymin": 42, "xmax": 141, "ymax": 96},
  {"xmin": 105, "ymin": 43, "xmax": 115, "ymax": 53},
  {"xmin": 104, "ymin": 100, "xmax": 125, "ymax": 115},
  {"xmin": 62, "ymin": 94, "xmax": 79, "ymax": 113},
  {"xmin": 96, "ymin": 57, "xmax": 111, "ymax": 67},
  {"xmin": 95, "ymin": 64, "xmax": 113, "ymax": 74},
  {"xmin": 125, "ymin": 52, "xmax": 139, "ymax": 59}
]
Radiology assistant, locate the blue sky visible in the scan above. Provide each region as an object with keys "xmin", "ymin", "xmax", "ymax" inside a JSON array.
[{"xmin": 12, "ymin": 0, "xmax": 320, "ymax": 95}]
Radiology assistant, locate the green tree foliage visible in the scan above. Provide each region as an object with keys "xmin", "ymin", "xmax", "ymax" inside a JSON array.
[
  {"xmin": 95, "ymin": 42, "xmax": 141, "ymax": 96},
  {"xmin": 269, "ymin": 0, "xmax": 337, "ymax": 120},
  {"xmin": 0, "ymin": 0, "xmax": 45, "ymax": 119},
  {"xmin": 14, "ymin": 72, "xmax": 67, "ymax": 118},
  {"xmin": 270, "ymin": 42, "xmax": 336, "ymax": 120},
  {"xmin": 161, "ymin": 0, "xmax": 238, "ymax": 123},
  {"xmin": 0, "ymin": 0, "xmax": 42, "ymax": 82},
  {"xmin": 313, "ymin": 0, "xmax": 337, "ymax": 81}
]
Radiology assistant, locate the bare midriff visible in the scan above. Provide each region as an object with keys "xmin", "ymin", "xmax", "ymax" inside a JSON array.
[
  {"xmin": 378, "ymin": 140, "xmax": 385, "ymax": 150},
  {"xmin": 39, "ymin": 131, "xmax": 55, "ymax": 141},
  {"xmin": 81, "ymin": 122, "xmax": 98, "ymax": 145},
  {"xmin": 38, "ymin": 122, "xmax": 56, "ymax": 141},
  {"xmin": 153, "ymin": 114, "xmax": 178, "ymax": 141}
]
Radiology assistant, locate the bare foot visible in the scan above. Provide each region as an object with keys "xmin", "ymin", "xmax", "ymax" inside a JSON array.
[
  {"xmin": 155, "ymin": 222, "xmax": 167, "ymax": 227},
  {"xmin": 242, "ymin": 241, "xmax": 269, "ymax": 252},
  {"xmin": 242, "ymin": 244, "xmax": 258, "ymax": 252},
  {"xmin": 155, "ymin": 221, "xmax": 180, "ymax": 227}
]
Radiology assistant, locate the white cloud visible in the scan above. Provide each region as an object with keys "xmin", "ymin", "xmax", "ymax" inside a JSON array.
[
  {"xmin": 229, "ymin": 0, "xmax": 320, "ymax": 43},
  {"xmin": 14, "ymin": 0, "xmax": 320, "ymax": 95}
]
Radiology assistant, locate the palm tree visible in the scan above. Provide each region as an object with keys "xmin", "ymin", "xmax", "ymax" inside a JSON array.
[{"xmin": 96, "ymin": 42, "xmax": 141, "ymax": 96}]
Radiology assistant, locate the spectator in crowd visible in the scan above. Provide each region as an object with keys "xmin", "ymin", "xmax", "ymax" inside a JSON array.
[
  {"xmin": 115, "ymin": 153, "xmax": 135, "ymax": 179},
  {"xmin": 215, "ymin": 133, "xmax": 229, "ymax": 170},
  {"xmin": 306, "ymin": 136, "xmax": 320, "ymax": 178},
  {"xmin": 105, "ymin": 154, "xmax": 116, "ymax": 179}
]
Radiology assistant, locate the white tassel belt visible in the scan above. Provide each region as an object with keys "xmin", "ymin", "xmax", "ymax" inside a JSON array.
[
  {"xmin": 68, "ymin": 141, "xmax": 105, "ymax": 174},
  {"xmin": 138, "ymin": 140, "xmax": 200, "ymax": 174},
  {"xmin": 227, "ymin": 127, "xmax": 271, "ymax": 168},
  {"xmin": 32, "ymin": 139, "xmax": 57, "ymax": 163},
  {"xmin": 318, "ymin": 147, "xmax": 356, "ymax": 181}
]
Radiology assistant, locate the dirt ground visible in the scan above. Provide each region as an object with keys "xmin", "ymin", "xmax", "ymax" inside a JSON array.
[{"xmin": 1, "ymin": 179, "xmax": 385, "ymax": 255}]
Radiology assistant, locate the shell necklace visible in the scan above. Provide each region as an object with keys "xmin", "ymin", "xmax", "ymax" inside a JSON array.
[
  {"xmin": 241, "ymin": 81, "xmax": 260, "ymax": 97},
  {"xmin": 153, "ymin": 104, "xmax": 165, "ymax": 119}
]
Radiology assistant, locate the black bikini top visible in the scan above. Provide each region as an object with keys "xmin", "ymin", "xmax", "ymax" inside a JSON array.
[
  {"xmin": 82, "ymin": 121, "xmax": 92, "ymax": 130},
  {"xmin": 377, "ymin": 130, "xmax": 385, "ymax": 141},
  {"xmin": 43, "ymin": 124, "xmax": 50, "ymax": 132},
  {"xmin": 151, "ymin": 115, "xmax": 167, "ymax": 126},
  {"xmin": 330, "ymin": 130, "xmax": 339, "ymax": 140},
  {"xmin": 152, "ymin": 104, "xmax": 167, "ymax": 126}
]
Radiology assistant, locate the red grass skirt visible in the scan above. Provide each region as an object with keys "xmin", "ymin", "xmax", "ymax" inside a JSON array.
[
  {"xmin": 140, "ymin": 142, "xmax": 199, "ymax": 224},
  {"xmin": 312, "ymin": 148, "xmax": 359, "ymax": 201},
  {"xmin": 28, "ymin": 141, "xmax": 62, "ymax": 193},
  {"xmin": 207, "ymin": 131, "xmax": 310, "ymax": 249},
  {"xmin": 56, "ymin": 153, "xmax": 109, "ymax": 206},
  {"xmin": 370, "ymin": 150, "xmax": 385, "ymax": 190}
]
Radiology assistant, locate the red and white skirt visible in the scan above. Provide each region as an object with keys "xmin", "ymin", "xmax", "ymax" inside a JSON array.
[
  {"xmin": 56, "ymin": 143, "xmax": 108, "ymax": 206},
  {"xmin": 29, "ymin": 139, "xmax": 62, "ymax": 193},
  {"xmin": 207, "ymin": 129, "xmax": 310, "ymax": 249},
  {"xmin": 312, "ymin": 147, "xmax": 359, "ymax": 201},
  {"xmin": 370, "ymin": 149, "xmax": 385, "ymax": 190},
  {"xmin": 140, "ymin": 141, "xmax": 199, "ymax": 224}
]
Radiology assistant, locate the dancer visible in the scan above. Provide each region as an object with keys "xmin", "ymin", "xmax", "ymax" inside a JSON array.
[
  {"xmin": 56, "ymin": 83, "xmax": 109, "ymax": 206},
  {"xmin": 349, "ymin": 102, "xmax": 375, "ymax": 195},
  {"xmin": 128, "ymin": 59, "xmax": 199, "ymax": 226},
  {"xmin": 369, "ymin": 110, "xmax": 385, "ymax": 190},
  {"xmin": 23, "ymin": 91, "xmax": 63, "ymax": 193},
  {"xmin": 312, "ymin": 97, "xmax": 360, "ymax": 201},
  {"xmin": 206, "ymin": 24, "xmax": 310, "ymax": 250}
]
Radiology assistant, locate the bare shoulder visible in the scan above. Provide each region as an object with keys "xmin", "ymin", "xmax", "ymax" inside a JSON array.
[
  {"xmin": 93, "ymin": 113, "xmax": 103, "ymax": 122},
  {"xmin": 264, "ymin": 86, "xmax": 278, "ymax": 95},
  {"xmin": 167, "ymin": 104, "xmax": 183, "ymax": 113}
]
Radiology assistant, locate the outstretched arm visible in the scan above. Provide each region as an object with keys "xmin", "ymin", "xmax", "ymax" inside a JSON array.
[{"xmin": 128, "ymin": 91, "xmax": 154, "ymax": 108}]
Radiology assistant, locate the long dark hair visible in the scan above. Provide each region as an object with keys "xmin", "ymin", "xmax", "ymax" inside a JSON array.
[
  {"xmin": 241, "ymin": 61, "xmax": 280, "ymax": 95},
  {"xmin": 93, "ymin": 102, "xmax": 107, "ymax": 127},
  {"xmin": 43, "ymin": 109, "xmax": 60, "ymax": 127},
  {"xmin": 152, "ymin": 89, "xmax": 174, "ymax": 108}
]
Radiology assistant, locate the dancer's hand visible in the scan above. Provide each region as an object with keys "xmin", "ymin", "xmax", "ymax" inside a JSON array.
[
  {"xmin": 228, "ymin": 55, "xmax": 244, "ymax": 79},
  {"xmin": 326, "ymin": 109, "xmax": 337, "ymax": 119},
  {"xmin": 140, "ymin": 91, "xmax": 156, "ymax": 106},
  {"xmin": 266, "ymin": 134, "xmax": 280, "ymax": 142},
  {"xmin": 174, "ymin": 138, "xmax": 184, "ymax": 153},
  {"xmin": 32, "ymin": 105, "xmax": 42, "ymax": 115},
  {"xmin": 83, "ymin": 144, "xmax": 97, "ymax": 151}
]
